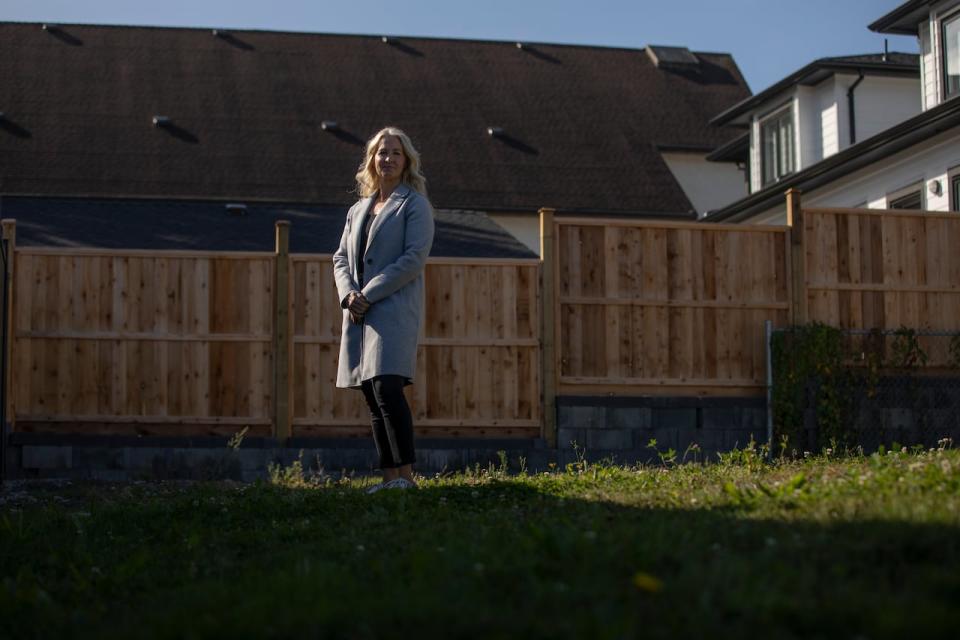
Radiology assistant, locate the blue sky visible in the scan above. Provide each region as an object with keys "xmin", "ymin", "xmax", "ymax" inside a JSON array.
[{"xmin": 3, "ymin": 0, "xmax": 917, "ymax": 92}]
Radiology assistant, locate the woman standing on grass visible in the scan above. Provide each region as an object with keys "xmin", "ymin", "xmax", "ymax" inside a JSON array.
[{"xmin": 333, "ymin": 127, "xmax": 434, "ymax": 493}]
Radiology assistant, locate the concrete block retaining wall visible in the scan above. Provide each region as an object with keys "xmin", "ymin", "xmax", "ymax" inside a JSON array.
[
  {"xmin": 6, "ymin": 395, "xmax": 771, "ymax": 480},
  {"xmin": 6, "ymin": 435, "xmax": 557, "ymax": 482},
  {"xmin": 555, "ymin": 396, "xmax": 768, "ymax": 465}
]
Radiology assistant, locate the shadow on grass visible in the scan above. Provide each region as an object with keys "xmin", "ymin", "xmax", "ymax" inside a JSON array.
[{"xmin": 1, "ymin": 479, "xmax": 958, "ymax": 639}]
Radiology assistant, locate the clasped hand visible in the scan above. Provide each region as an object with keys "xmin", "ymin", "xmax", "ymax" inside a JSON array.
[{"xmin": 347, "ymin": 291, "xmax": 371, "ymax": 323}]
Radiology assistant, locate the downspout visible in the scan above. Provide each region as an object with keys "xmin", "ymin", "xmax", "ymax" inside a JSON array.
[{"xmin": 847, "ymin": 71, "xmax": 865, "ymax": 145}]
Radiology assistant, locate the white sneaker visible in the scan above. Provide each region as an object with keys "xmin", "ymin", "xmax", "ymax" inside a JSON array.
[
  {"xmin": 365, "ymin": 482, "xmax": 386, "ymax": 494},
  {"xmin": 382, "ymin": 477, "xmax": 417, "ymax": 490}
]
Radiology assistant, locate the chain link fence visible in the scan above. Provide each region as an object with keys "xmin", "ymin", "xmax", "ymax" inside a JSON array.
[{"xmin": 768, "ymin": 325, "xmax": 960, "ymax": 454}]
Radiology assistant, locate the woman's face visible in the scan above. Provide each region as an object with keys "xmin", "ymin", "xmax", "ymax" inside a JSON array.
[{"xmin": 374, "ymin": 135, "xmax": 407, "ymax": 182}]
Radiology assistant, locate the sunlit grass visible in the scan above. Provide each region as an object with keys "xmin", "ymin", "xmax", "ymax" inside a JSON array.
[{"xmin": 2, "ymin": 441, "xmax": 959, "ymax": 639}]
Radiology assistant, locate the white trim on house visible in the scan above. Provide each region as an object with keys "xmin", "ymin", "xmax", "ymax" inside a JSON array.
[
  {"xmin": 948, "ymin": 164, "xmax": 960, "ymax": 209},
  {"xmin": 729, "ymin": 126, "xmax": 960, "ymax": 224},
  {"xmin": 886, "ymin": 180, "xmax": 926, "ymax": 208}
]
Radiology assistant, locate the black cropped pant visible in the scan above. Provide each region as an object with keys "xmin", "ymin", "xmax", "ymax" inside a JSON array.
[{"xmin": 360, "ymin": 375, "xmax": 416, "ymax": 469}]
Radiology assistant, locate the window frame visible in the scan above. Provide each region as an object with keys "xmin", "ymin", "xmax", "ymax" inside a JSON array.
[
  {"xmin": 942, "ymin": 7, "xmax": 960, "ymax": 101},
  {"xmin": 759, "ymin": 104, "xmax": 795, "ymax": 188},
  {"xmin": 887, "ymin": 181, "xmax": 925, "ymax": 210},
  {"xmin": 949, "ymin": 167, "xmax": 960, "ymax": 211}
]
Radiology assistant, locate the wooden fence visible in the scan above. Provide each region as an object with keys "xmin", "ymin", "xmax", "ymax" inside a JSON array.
[
  {"xmin": 551, "ymin": 217, "xmax": 790, "ymax": 396},
  {"xmin": 8, "ymin": 247, "xmax": 277, "ymax": 436},
  {"xmin": 796, "ymin": 205, "xmax": 960, "ymax": 331},
  {"xmin": 289, "ymin": 256, "xmax": 540, "ymax": 438},
  {"xmin": 3, "ymin": 191, "xmax": 959, "ymax": 441},
  {"xmin": 0, "ymin": 219, "xmax": 540, "ymax": 439}
]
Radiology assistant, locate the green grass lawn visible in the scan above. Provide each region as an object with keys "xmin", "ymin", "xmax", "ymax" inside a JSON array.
[{"xmin": 2, "ymin": 443, "xmax": 959, "ymax": 639}]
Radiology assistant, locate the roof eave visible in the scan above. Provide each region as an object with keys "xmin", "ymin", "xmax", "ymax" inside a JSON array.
[
  {"xmin": 704, "ymin": 97, "xmax": 960, "ymax": 223},
  {"xmin": 705, "ymin": 132, "xmax": 749, "ymax": 162},
  {"xmin": 868, "ymin": 0, "xmax": 931, "ymax": 35},
  {"xmin": 710, "ymin": 60, "xmax": 919, "ymax": 127}
]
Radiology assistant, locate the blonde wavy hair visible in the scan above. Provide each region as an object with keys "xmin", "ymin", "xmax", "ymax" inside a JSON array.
[{"xmin": 355, "ymin": 126, "xmax": 428, "ymax": 198}]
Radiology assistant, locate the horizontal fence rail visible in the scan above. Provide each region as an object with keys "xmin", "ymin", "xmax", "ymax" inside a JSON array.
[
  {"xmin": 10, "ymin": 250, "xmax": 277, "ymax": 436},
  {"xmin": 554, "ymin": 217, "xmax": 791, "ymax": 396},
  {"xmin": 289, "ymin": 256, "xmax": 541, "ymax": 439},
  {"xmin": 800, "ymin": 206, "xmax": 960, "ymax": 331}
]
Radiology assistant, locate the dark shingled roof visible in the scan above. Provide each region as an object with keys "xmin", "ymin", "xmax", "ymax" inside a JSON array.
[
  {"xmin": 0, "ymin": 196, "xmax": 538, "ymax": 258},
  {"xmin": 0, "ymin": 22, "xmax": 750, "ymax": 216}
]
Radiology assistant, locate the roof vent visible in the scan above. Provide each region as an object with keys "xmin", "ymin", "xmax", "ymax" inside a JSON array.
[
  {"xmin": 225, "ymin": 203, "xmax": 248, "ymax": 216},
  {"xmin": 515, "ymin": 42, "xmax": 526, "ymax": 50},
  {"xmin": 321, "ymin": 120, "xmax": 339, "ymax": 131},
  {"xmin": 381, "ymin": 36, "xmax": 393, "ymax": 44},
  {"xmin": 152, "ymin": 115, "xmax": 171, "ymax": 127},
  {"xmin": 645, "ymin": 45, "xmax": 700, "ymax": 69},
  {"xmin": 42, "ymin": 23, "xmax": 59, "ymax": 31},
  {"xmin": 212, "ymin": 28, "xmax": 229, "ymax": 37},
  {"xmin": 487, "ymin": 126, "xmax": 504, "ymax": 138}
]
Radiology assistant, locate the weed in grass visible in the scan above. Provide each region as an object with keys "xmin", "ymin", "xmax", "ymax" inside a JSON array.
[{"xmin": 2, "ymin": 446, "xmax": 959, "ymax": 639}]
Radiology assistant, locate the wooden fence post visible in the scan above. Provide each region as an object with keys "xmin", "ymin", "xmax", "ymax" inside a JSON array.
[
  {"xmin": 273, "ymin": 221, "xmax": 291, "ymax": 442},
  {"xmin": 1, "ymin": 219, "xmax": 15, "ymax": 431},
  {"xmin": 538, "ymin": 208, "xmax": 557, "ymax": 448},
  {"xmin": 785, "ymin": 189, "xmax": 807, "ymax": 326}
]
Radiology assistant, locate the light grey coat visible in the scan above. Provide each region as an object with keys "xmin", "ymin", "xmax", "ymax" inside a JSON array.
[{"xmin": 332, "ymin": 184, "xmax": 434, "ymax": 389}]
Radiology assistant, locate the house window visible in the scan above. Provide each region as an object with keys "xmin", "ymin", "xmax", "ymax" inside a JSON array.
[
  {"xmin": 888, "ymin": 183, "xmax": 924, "ymax": 210},
  {"xmin": 944, "ymin": 10, "xmax": 960, "ymax": 100},
  {"xmin": 760, "ymin": 107, "xmax": 795, "ymax": 186},
  {"xmin": 950, "ymin": 171, "xmax": 960, "ymax": 211}
]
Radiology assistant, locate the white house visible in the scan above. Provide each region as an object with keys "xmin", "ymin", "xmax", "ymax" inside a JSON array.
[{"xmin": 704, "ymin": 0, "xmax": 960, "ymax": 224}]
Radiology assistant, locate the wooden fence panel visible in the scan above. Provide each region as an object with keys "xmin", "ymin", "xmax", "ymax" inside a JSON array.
[
  {"xmin": 11, "ymin": 249, "xmax": 276, "ymax": 435},
  {"xmin": 556, "ymin": 218, "xmax": 790, "ymax": 395},
  {"xmin": 290, "ymin": 256, "xmax": 542, "ymax": 438},
  {"xmin": 804, "ymin": 208, "xmax": 960, "ymax": 332}
]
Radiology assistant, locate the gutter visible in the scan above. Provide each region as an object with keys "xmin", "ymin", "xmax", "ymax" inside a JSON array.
[{"xmin": 847, "ymin": 71, "xmax": 865, "ymax": 145}]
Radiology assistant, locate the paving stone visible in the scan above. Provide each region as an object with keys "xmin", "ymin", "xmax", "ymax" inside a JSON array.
[
  {"xmin": 22, "ymin": 446, "xmax": 72, "ymax": 470},
  {"xmin": 417, "ymin": 448, "xmax": 464, "ymax": 473},
  {"xmin": 73, "ymin": 447, "xmax": 124, "ymax": 470},
  {"xmin": 701, "ymin": 408, "xmax": 738, "ymax": 431},
  {"xmin": 651, "ymin": 427, "xmax": 679, "ymax": 453},
  {"xmin": 563, "ymin": 406, "xmax": 606, "ymax": 429},
  {"xmin": 606, "ymin": 407, "xmax": 650, "ymax": 430},
  {"xmin": 652, "ymin": 408, "xmax": 697, "ymax": 431},
  {"xmin": 558, "ymin": 427, "xmax": 586, "ymax": 449},
  {"xmin": 587, "ymin": 428, "xmax": 633, "ymax": 451},
  {"xmin": 89, "ymin": 469, "xmax": 128, "ymax": 482}
]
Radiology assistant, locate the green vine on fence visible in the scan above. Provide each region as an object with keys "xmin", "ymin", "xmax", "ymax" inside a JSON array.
[
  {"xmin": 771, "ymin": 322, "xmax": 852, "ymax": 451},
  {"xmin": 948, "ymin": 334, "xmax": 960, "ymax": 369},
  {"xmin": 890, "ymin": 327, "xmax": 929, "ymax": 369},
  {"xmin": 772, "ymin": 324, "xmax": 940, "ymax": 453}
]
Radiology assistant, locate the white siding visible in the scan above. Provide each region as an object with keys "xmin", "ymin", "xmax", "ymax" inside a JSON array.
[
  {"xmin": 487, "ymin": 213, "xmax": 540, "ymax": 254},
  {"xmin": 796, "ymin": 85, "xmax": 822, "ymax": 168},
  {"xmin": 852, "ymin": 76, "xmax": 921, "ymax": 141},
  {"xmin": 820, "ymin": 100, "xmax": 840, "ymax": 158},
  {"xmin": 660, "ymin": 152, "xmax": 748, "ymax": 215},
  {"xmin": 733, "ymin": 127, "xmax": 960, "ymax": 224}
]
